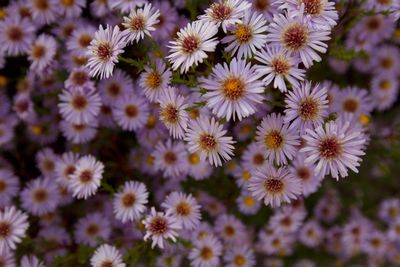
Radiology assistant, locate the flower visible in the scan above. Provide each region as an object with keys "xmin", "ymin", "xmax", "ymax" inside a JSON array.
[
  {"xmin": 65, "ymin": 66, "xmax": 95, "ymax": 92},
  {"xmin": 214, "ymin": 214, "xmax": 246, "ymax": 244},
  {"xmin": 112, "ymin": 93, "xmax": 150, "ymax": 131},
  {"xmin": 201, "ymin": 57, "xmax": 265, "ymax": 121},
  {"xmin": 241, "ymin": 142, "xmax": 268, "ymax": 170},
  {"xmin": 86, "ymin": 25, "xmax": 127, "ymax": 79},
  {"xmin": 256, "ymin": 113, "xmax": 300, "ymax": 165},
  {"xmin": 58, "ymin": 88, "xmax": 102, "ymax": 124},
  {"xmin": 28, "ymin": 0, "xmax": 58, "ymax": 25},
  {"xmin": 255, "ymin": 45, "xmax": 306, "ymax": 92},
  {"xmin": 300, "ymin": 120, "xmax": 366, "ymax": 179},
  {"xmin": 167, "ymin": 21, "xmax": 219, "ymax": 73},
  {"xmin": 20, "ymin": 255, "xmax": 45, "ymax": 267},
  {"xmin": 0, "ymin": 16, "xmax": 35, "ymax": 56},
  {"xmin": 139, "ymin": 59, "xmax": 172, "ymax": 103},
  {"xmin": 56, "ymin": 0, "xmax": 85, "ymax": 18},
  {"xmin": 224, "ymin": 245, "xmax": 256, "ymax": 267},
  {"xmin": 122, "ymin": 3, "xmax": 160, "ymax": 43},
  {"xmin": 28, "ymin": 34, "xmax": 57, "ymax": 74},
  {"xmin": 188, "ymin": 234, "xmax": 223, "ymax": 267},
  {"xmin": 113, "ymin": 181, "xmax": 148, "ymax": 223},
  {"xmin": 248, "ymin": 164, "xmax": 302, "ymax": 207},
  {"xmin": 185, "ymin": 116, "xmax": 235, "ymax": 167},
  {"xmin": 221, "ymin": 10, "xmax": 268, "ymax": 59},
  {"xmin": 236, "ymin": 189, "xmax": 261, "ymax": 215},
  {"xmin": 0, "ymin": 169, "xmax": 19, "ymax": 207},
  {"xmin": 74, "ymin": 212, "xmax": 111, "ymax": 246},
  {"xmin": 68, "ymin": 155, "xmax": 104, "ymax": 199},
  {"xmin": 55, "ymin": 152, "xmax": 79, "ymax": 187},
  {"xmin": 98, "ymin": 69, "xmax": 133, "ymax": 105},
  {"xmin": 332, "ymin": 86, "xmax": 374, "ymax": 116},
  {"xmin": 0, "ymin": 206, "xmax": 29, "ymax": 252},
  {"xmin": 161, "ymin": 191, "xmax": 202, "ymax": 230},
  {"xmin": 143, "ymin": 207, "xmax": 182, "ymax": 249},
  {"xmin": 158, "ymin": 87, "xmax": 189, "ymax": 139},
  {"xmin": 284, "ymin": 81, "xmax": 329, "ymax": 134},
  {"xmin": 198, "ymin": 0, "xmax": 252, "ymax": 32},
  {"xmin": 90, "ymin": 244, "xmax": 126, "ymax": 267},
  {"xmin": 266, "ymin": 12, "xmax": 331, "ymax": 68}
]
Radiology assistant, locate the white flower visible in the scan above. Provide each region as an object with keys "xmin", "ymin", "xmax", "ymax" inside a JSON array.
[
  {"xmin": 91, "ymin": 244, "xmax": 126, "ymax": 267},
  {"xmin": 113, "ymin": 181, "xmax": 148, "ymax": 223},
  {"xmin": 0, "ymin": 206, "xmax": 29, "ymax": 253}
]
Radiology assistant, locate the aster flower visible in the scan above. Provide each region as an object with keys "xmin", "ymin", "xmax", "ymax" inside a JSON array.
[
  {"xmin": 256, "ymin": 113, "xmax": 300, "ymax": 165},
  {"xmin": 112, "ymin": 93, "xmax": 150, "ymax": 131},
  {"xmin": 55, "ymin": 152, "xmax": 79, "ymax": 187},
  {"xmin": 91, "ymin": 244, "xmax": 126, "ymax": 267},
  {"xmin": 201, "ymin": 57, "xmax": 265, "ymax": 121},
  {"xmin": 68, "ymin": 155, "xmax": 104, "ymax": 199},
  {"xmin": 241, "ymin": 142, "xmax": 268, "ymax": 170},
  {"xmin": 59, "ymin": 119, "xmax": 98, "ymax": 144},
  {"xmin": 28, "ymin": 0, "xmax": 58, "ymax": 25},
  {"xmin": 36, "ymin": 147, "xmax": 58, "ymax": 178},
  {"xmin": 221, "ymin": 10, "xmax": 268, "ymax": 59},
  {"xmin": 152, "ymin": 1, "xmax": 179, "ymax": 41},
  {"xmin": 214, "ymin": 214, "xmax": 246, "ymax": 244},
  {"xmin": 269, "ymin": 206, "xmax": 305, "ymax": 234},
  {"xmin": 110, "ymin": 0, "xmax": 147, "ymax": 13},
  {"xmin": 162, "ymin": 191, "xmax": 202, "ymax": 230},
  {"xmin": 122, "ymin": 3, "xmax": 160, "ymax": 43},
  {"xmin": 198, "ymin": 0, "xmax": 252, "ymax": 32},
  {"xmin": 152, "ymin": 139, "xmax": 189, "ymax": 179},
  {"xmin": 74, "ymin": 212, "xmax": 111, "ymax": 246},
  {"xmin": 289, "ymin": 154, "xmax": 323, "ymax": 197},
  {"xmin": 58, "ymin": 88, "xmax": 102, "ymax": 124},
  {"xmin": 299, "ymin": 220, "xmax": 324, "ymax": 247},
  {"xmin": 139, "ymin": 59, "xmax": 172, "ymax": 103},
  {"xmin": 248, "ymin": 164, "xmax": 302, "ymax": 207},
  {"xmin": 266, "ymin": 12, "xmax": 331, "ymax": 68},
  {"xmin": 332, "ymin": 86, "xmax": 374, "ymax": 117},
  {"xmin": 236, "ymin": 189, "xmax": 261, "ymax": 215},
  {"xmin": 90, "ymin": 0, "xmax": 112, "ymax": 18},
  {"xmin": 158, "ymin": 87, "xmax": 189, "ymax": 139},
  {"xmin": 0, "ymin": 169, "xmax": 19, "ymax": 207},
  {"xmin": 55, "ymin": 0, "xmax": 85, "ymax": 18},
  {"xmin": 20, "ymin": 177, "xmax": 60, "ymax": 216},
  {"xmin": 188, "ymin": 234, "xmax": 223, "ymax": 267},
  {"xmin": 98, "ymin": 69, "xmax": 133, "ymax": 105},
  {"xmin": 143, "ymin": 207, "xmax": 182, "ymax": 249},
  {"xmin": 67, "ymin": 25, "xmax": 96, "ymax": 55},
  {"xmin": 186, "ymin": 151, "xmax": 213, "ymax": 181},
  {"xmin": 28, "ymin": 34, "xmax": 57, "ymax": 74},
  {"xmin": 0, "ymin": 206, "xmax": 29, "ymax": 252},
  {"xmin": 300, "ymin": 120, "xmax": 366, "ymax": 179},
  {"xmin": 86, "ymin": 25, "xmax": 127, "ymax": 79},
  {"xmin": 167, "ymin": 21, "xmax": 219, "ymax": 73},
  {"xmin": 20, "ymin": 255, "xmax": 45, "ymax": 267},
  {"xmin": 251, "ymin": 0, "xmax": 278, "ymax": 21},
  {"xmin": 284, "ymin": 81, "xmax": 329, "ymax": 134},
  {"xmin": 113, "ymin": 181, "xmax": 148, "ymax": 223},
  {"xmin": 185, "ymin": 116, "xmax": 235, "ymax": 167},
  {"xmin": 224, "ymin": 245, "xmax": 255, "ymax": 267},
  {"xmin": 0, "ymin": 16, "xmax": 35, "ymax": 56},
  {"xmin": 255, "ymin": 45, "xmax": 306, "ymax": 92},
  {"xmin": 65, "ymin": 67, "xmax": 95, "ymax": 92}
]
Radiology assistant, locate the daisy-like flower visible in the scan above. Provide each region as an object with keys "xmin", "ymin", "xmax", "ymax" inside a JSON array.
[
  {"xmin": 332, "ymin": 86, "xmax": 374, "ymax": 117},
  {"xmin": 251, "ymin": 0, "xmax": 278, "ymax": 21},
  {"xmin": 28, "ymin": 34, "xmax": 57, "ymax": 74},
  {"xmin": 186, "ymin": 150, "xmax": 213, "ymax": 181},
  {"xmin": 224, "ymin": 245, "xmax": 255, "ymax": 267},
  {"xmin": 152, "ymin": 139, "xmax": 189, "ymax": 179},
  {"xmin": 28, "ymin": 0, "xmax": 58, "ymax": 25},
  {"xmin": 201, "ymin": 57, "xmax": 265, "ymax": 121},
  {"xmin": 241, "ymin": 142, "xmax": 268, "ymax": 170},
  {"xmin": 86, "ymin": 25, "xmax": 127, "ymax": 79},
  {"xmin": 90, "ymin": 244, "xmax": 126, "ymax": 267},
  {"xmin": 214, "ymin": 214, "xmax": 246, "ymax": 244},
  {"xmin": 267, "ymin": 12, "xmax": 331, "ymax": 68},
  {"xmin": 139, "ymin": 59, "xmax": 172, "ymax": 103},
  {"xmin": 256, "ymin": 113, "xmax": 300, "ymax": 165},
  {"xmin": 162, "ymin": 191, "xmax": 202, "ymax": 230},
  {"xmin": 198, "ymin": 0, "xmax": 252, "ymax": 32},
  {"xmin": 55, "ymin": 152, "xmax": 79, "ymax": 187},
  {"xmin": 236, "ymin": 189, "xmax": 261, "ymax": 215},
  {"xmin": 20, "ymin": 255, "xmax": 45, "ymax": 267},
  {"xmin": 59, "ymin": 120, "xmax": 98, "ymax": 144},
  {"xmin": 222, "ymin": 10, "xmax": 268, "ymax": 59},
  {"xmin": 248, "ymin": 164, "xmax": 302, "ymax": 207},
  {"xmin": 284, "ymin": 81, "xmax": 329, "ymax": 134},
  {"xmin": 122, "ymin": 3, "xmax": 160, "ymax": 43},
  {"xmin": 20, "ymin": 177, "xmax": 60, "ymax": 216},
  {"xmin": 289, "ymin": 154, "xmax": 323, "ymax": 197},
  {"xmin": 269, "ymin": 206, "xmax": 305, "ymax": 234},
  {"xmin": 0, "ymin": 169, "xmax": 19, "ymax": 207},
  {"xmin": 113, "ymin": 181, "xmax": 148, "ymax": 223},
  {"xmin": 74, "ymin": 212, "xmax": 111, "ymax": 246},
  {"xmin": 67, "ymin": 25, "xmax": 96, "ymax": 55},
  {"xmin": 58, "ymin": 88, "xmax": 102, "ymax": 124},
  {"xmin": 167, "ymin": 21, "xmax": 219, "ymax": 73},
  {"xmin": 65, "ymin": 67, "xmax": 95, "ymax": 92},
  {"xmin": 185, "ymin": 116, "xmax": 235, "ymax": 167},
  {"xmin": 300, "ymin": 120, "xmax": 366, "ymax": 179},
  {"xmin": 98, "ymin": 69, "xmax": 133, "ymax": 105},
  {"xmin": 55, "ymin": 0, "xmax": 85, "ymax": 18},
  {"xmin": 299, "ymin": 220, "xmax": 324, "ymax": 247},
  {"xmin": 0, "ymin": 206, "xmax": 29, "ymax": 252},
  {"xmin": 68, "ymin": 155, "xmax": 104, "ymax": 199},
  {"xmin": 143, "ymin": 207, "xmax": 182, "ymax": 249},
  {"xmin": 189, "ymin": 234, "xmax": 223, "ymax": 267},
  {"xmin": 158, "ymin": 87, "xmax": 189, "ymax": 139},
  {"xmin": 255, "ymin": 45, "xmax": 306, "ymax": 92},
  {"xmin": 0, "ymin": 16, "xmax": 35, "ymax": 56},
  {"xmin": 112, "ymin": 93, "xmax": 150, "ymax": 131}
]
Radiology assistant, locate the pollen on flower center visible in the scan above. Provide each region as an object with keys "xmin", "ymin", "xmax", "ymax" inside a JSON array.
[
  {"xmin": 299, "ymin": 98, "xmax": 319, "ymax": 121},
  {"xmin": 145, "ymin": 72, "xmax": 161, "ymax": 89},
  {"xmin": 96, "ymin": 42, "xmax": 112, "ymax": 61},
  {"xmin": 31, "ymin": 45, "xmax": 46, "ymax": 59},
  {"xmin": 379, "ymin": 80, "xmax": 391, "ymax": 91},
  {"xmin": 281, "ymin": 216, "xmax": 292, "ymax": 226},
  {"xmin": 210, "ymin": 3, "xmax": 232, "ymax": 21},
  {"xmin": 182, "ymin": 35, "xmax": 200, "ymax": 54},
  {"xmin": 34, "ymin": 0, "xmax": 49, "ymax": 10},
  {"xmin": 199, "ymin": 134, "xmax": 217, "ymax": 151},
  {"xmin": 235, "ymin": 24, "xmax": 252, "ymax": 43},
  {"xmin": 234, "ymin": 255, "xmax": 246, "ymax": 266},
  {"xmin": 149, "ymin": 216, "xmax": 168, "ymax": 235},
  {"xmin": 253, "ymin": 153, "xmax": 265, "ymax": 165},
  {"xmin": 271, "ymin": 57, "xmax": 290, "ymax": 75},
  {"xmin": 366, "ymin": 16, "xmax": 383, "ymax": 31},
  {"xmin": 79, "ymin": 34, "xmax": 92, "ymax": 48},
  {"xmin": 86, "ymin": 224, "xmax": 99, "ymax": 236},
  {"xmin": 342, "ymin": 98, "xmax": 359, "ymax": 112},
  {"xmin": 100, "ymin": 261, "xmax": 113, "ymax": 267},
  {"xmin": 79, "ymin": 170, "xmax": 93, "ymax": 183},
  {"xmin": 61, "ymin": 0, "xmax": 75, "ymax": 6},
  {"xmin": 377, "ymin": 0, "xmax": 391, "ymax": 5},
  {"xmin": 124, "ymin": 105, "xmax": 138, "ymax": 118},
  {"xmin": 72, "ymin": 71, "xmax": 88, "ymax": 85},
  {"xmin": 380, "ymin": 57, "xmax": 394, "ymax": 69},
  {"xmin": 0, "ymin": 221, "xmax": 11, "ymax": 238},
  {"xmin": 264, "ymin": 130, "xmax": 283, "ymax": 150},
  {"xmin": 72, "ymin": 95, "xmax": 88, "ymax": 110},
  {"xmin": 188, "ymin": 153, "xmax": 200, "ymax": 165},
  {"xmin": 164, "ymin": 151, "xmax": 177, "ymax": 164},
  {"xmin": 161, "ymin": 105, "xmax": 179, "ymax": 123},
  {"xmin": 33, "ymin": 188, "xmax": 48, "ymax": 203},
  {"xmin": 221, "ymin": 77, "xmax": 245, "ymax": 101},
  {"xmin": 264, "ymin": 178, "xmax": 284, "ymax": 193},
  {"xmin": 283, "ymin": 23, "xmax": 309, "ymax": 51},
  {"xmin": 176, "ymin": 202, "xmax": 191, "ymax": 216},
  {"xmin": 64, "ymin": 165, "xmax": 76, "ymax": 176},
  {"xmin": 301, "ymin": 0, "xmax": 323, "ymax": 15},
  {"xmin": 0, "ymin": 181, "xmax": 6, "ymax": 192},
  {"xmin": 200, "ymin": 247, "xmax": 214, "ymax": 260},
  {"xmin": 318, "ymin": 137, "xmax": 342, "ymax": 159},
  {"xmin": 242, "ymin": 170, "xmax": 251, "ymax": 181},
  {"xmin": 129, "ymin": 16, "xmax": 145, "ymax": 31},
  {"xmin": 121, "ymin": 193, "xmax": 136, "ymax": 207},
  {"xmin": 107, "ymin": 82, "xmax": 121, "ymax": 96},
  {"xmin": 7, "ymin": 26, "xmax": 23, "ymax": 41},
  {"xmin": 15, "ymin": 100, "xmax": 29, "ymax": 113},
  {"xmin": 255, "ymin": 0, "xmax": 270, "ymax": 10},
  {"xmin": 224, "ymin": 225, "xmax": 235, "ymax": 236},
  {"xmin": 243, "ymin": 196, "xmax": 255, "ymax": 207},
  {"xmin": 297, "ymin": 166, "xmax": 311, "ymax": 180}
]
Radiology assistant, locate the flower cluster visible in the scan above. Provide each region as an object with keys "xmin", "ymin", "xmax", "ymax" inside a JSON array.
[{"xmin": 0, "ymin": 0, "xmax": 399, "ymax": 266}]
